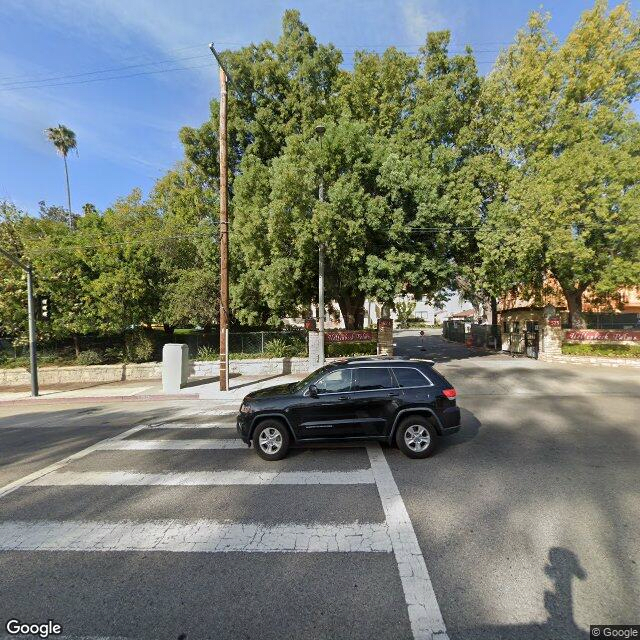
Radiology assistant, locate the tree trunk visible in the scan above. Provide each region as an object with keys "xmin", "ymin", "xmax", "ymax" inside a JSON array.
[
  {"xmin": 490, "ymin": 297, "xmax": 498, "ymax": 326},
  {"xmin": 163, "ymin": 323, "xmax": 175, "ymax": 336},
  {"xmin": 63, "ymin": 153, "xmax": 72, "ymax": 229},
  {"xmin": 72, "ymin": 334, "xmax": 80, "ymax": 357},
  {"xmin": 560, "ymin": 284, "xmax": 587, "ymax": 328},
  {"xmin": 337, "ymin": 295, "xmax": 366, "ymax": 329}
]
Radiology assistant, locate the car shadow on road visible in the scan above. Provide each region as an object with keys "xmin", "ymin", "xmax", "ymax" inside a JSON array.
[
  {"xmin": 451, "ymin": 547, "xmax": 589, "ymax": 640},
  {"xmin": 433, "ymin": 407, "xmax": 481, "ymax": 456}
]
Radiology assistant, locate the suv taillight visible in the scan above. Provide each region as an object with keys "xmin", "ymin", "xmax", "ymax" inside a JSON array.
[{"xmin": 442, "ymin": 388, "xmax": 456, "ymax": 399}]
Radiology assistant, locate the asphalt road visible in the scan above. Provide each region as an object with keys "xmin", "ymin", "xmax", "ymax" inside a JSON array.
[{"xmin": 0, "ymin": 331, "xmax": 638, "ymax": 639}]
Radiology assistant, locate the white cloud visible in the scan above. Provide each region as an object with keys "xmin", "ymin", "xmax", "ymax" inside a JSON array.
[{"xmin": 399, "ymin": 0, "xmax": 457, "ymax": 43}]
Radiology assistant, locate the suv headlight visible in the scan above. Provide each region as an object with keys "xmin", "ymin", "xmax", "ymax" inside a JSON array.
[{"xmin": 240, "ymin": 401, "xmax": 252, "ymax": 414}]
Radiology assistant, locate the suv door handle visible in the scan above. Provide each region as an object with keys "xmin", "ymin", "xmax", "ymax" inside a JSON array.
[
  {"xmin": 338, "ymin": 395, "xmax": 350, "ymax": 401},
  {"xmin": 388, "ymin": 391, "xmax": 400, "ymax": 397}
]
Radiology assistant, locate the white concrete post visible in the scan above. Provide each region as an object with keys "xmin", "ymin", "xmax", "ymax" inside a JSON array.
[
  {"xmin": 162, "ymin": 343, "xmax": 189, "ymax": 393},
  {"xmin": 308, "ymin": 331, "xmax": 321, "ymax": 371}
]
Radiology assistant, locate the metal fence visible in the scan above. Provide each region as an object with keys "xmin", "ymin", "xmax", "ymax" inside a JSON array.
[
  {"xmin": 442, "ymin": 320, "xmax": 466, "ymax": 343},
  {"xmin": 583, "ymin": 313, "xmax": 639, "ymax": 329},
  {"xmin": 0, "ymin": 329, "xmax": 308, "ymax": 364},
  {"xmin": 470, "ymin": 324, "xmax": 501, "ymax": 350}
]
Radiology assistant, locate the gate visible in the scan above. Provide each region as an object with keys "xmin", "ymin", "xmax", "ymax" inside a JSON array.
[
  {"xmin": 524, "ymin": 321, "xmax": 539, "ymax": 359},
  {"xmin": 508, "ymin": 331, "xmax": 525, "ymax": 355}
]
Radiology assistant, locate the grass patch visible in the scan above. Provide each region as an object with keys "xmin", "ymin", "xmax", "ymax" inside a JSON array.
[{"xmin": 562, "ymin": 343, "xmax": 640, "ymax": 358}]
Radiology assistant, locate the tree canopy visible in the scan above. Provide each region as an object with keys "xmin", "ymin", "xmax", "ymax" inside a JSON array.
[
  {"xmin": 476, "ymin": 0, "xmax": 640, "ymax": 326},
  {"xmin": 2, "ymin": 2, "xmax": 639, "ymax": 345}
]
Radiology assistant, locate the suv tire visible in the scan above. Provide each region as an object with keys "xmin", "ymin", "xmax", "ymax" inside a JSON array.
[
  {"xmin": 253, "ymin": 419, "xmax": 291, "ymax": 461},
  {"xmin": 396, "ymin": 416, "xmax": 437, "ymax": 459}
]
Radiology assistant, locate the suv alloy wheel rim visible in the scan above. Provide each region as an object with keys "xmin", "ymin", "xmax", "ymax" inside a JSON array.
[
  {"xmin": 259, "ymin": 427, "xmax": 282, "ymax": 454},
  {"xmin": 404, "ymin": 425, "xmax": 430, "ymax": 452}
]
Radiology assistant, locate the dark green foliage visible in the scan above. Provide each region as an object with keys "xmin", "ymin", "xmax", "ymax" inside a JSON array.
[
  {"xmin": 326, "ymin": 341, "xmax": 377, "ymax": 357},
  {"xmin": 561, "ymin": 343, "xmax": 640, "ymax": 358}
]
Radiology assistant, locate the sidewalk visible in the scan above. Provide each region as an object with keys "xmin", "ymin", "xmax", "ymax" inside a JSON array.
[{"xmin": 0, "ymin": 373, "xmax": 307, "ymax": 404}]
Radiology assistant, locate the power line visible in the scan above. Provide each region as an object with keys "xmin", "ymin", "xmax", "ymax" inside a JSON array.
[
  {"xmin": 0, "ymin": 53, "xmax": 210, "ymax": 88},
  {"xmin": 0, "ymin": 38, "xmax": 510, "ymax": 91},
  {"xmin": 0, "ymin": 62, "xmax": 214, "ymax": 92}
]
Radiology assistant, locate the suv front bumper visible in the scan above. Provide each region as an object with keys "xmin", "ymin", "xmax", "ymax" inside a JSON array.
[{"xmin": 237, "ymin": 414, "xmax": 252, "ymax": 445}]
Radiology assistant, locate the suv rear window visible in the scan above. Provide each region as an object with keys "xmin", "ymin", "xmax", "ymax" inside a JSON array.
[
  {"xmin": 392, "ymin": 367, "xmax": 431, "ymax": 388},
  {"xmin": 352, "ymin": 367, "xmax": 394, "ymax": 391}
]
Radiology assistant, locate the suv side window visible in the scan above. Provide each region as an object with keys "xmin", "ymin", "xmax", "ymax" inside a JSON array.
[
  {"xmin": 315, "ymin": 369, "xmax": 353, "ymax": 393},
  {"xmin": 352, "ymin": 367, "xmax": 394, "ymax": 391},
  {"xmin": 392, "ymin": 367, "xmax": 431, "ymax": 388}
]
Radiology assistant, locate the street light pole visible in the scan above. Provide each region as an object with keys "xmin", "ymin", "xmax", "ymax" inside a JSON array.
[
  {"xmin": 315, "ymin": 125, "xmax": 326, "ymax": 366},
  {"xmin": 0, "ymin": 247, "xmax": 38, "ymax": 397}
]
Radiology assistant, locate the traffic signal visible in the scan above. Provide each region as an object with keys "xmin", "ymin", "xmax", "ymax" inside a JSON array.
[{"xmin": 38, "ymin": 296, "xmax": 51, "ymax": 322}]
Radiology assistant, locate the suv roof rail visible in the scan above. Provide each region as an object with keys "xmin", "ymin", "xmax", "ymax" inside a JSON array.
[{"xmin": 341, "ymin": 356, "xmax": 436, "ymax": 365}]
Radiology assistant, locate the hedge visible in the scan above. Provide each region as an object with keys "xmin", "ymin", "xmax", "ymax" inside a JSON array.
[{"xmin": 561, "ymin": 343, "xmax": 640, "ymax": 358}]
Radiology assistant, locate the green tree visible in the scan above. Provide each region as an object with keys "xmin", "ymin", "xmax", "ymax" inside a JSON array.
[
  {"xmin": 183, "ymin": 13, "xmax": 482, "ymax": 327},
  {"xmin": 0, "ymin": 202, "xmax": 29, "ymax": 344},
  {"xmin": 44, "ymin": 124, "xmax": 77, "ymax": 227},
  {"xmin": 477, "ymin": 2, "xmax": 640, "ymax": 326},
  {"xmin": 151, "ymin": 162, "xmax": 220, "ymax": 331}
]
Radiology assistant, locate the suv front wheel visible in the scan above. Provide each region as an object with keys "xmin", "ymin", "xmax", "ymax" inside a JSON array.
[
  {"xmin": 396, "ymin": 416, "xmax": 437, "ymax": 459},
  {"xmin": 253, "ymin": 419, "xmax": 291, "ymax": 461}
]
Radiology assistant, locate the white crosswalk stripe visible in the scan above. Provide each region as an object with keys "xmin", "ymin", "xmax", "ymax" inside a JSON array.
[
  {"xmin": 0, "ymin": 520, "xmax": 392, "ymax": 553},
  {"xmin": 0, "ymin": 408, "xmax": 447, "ymax": 640},
  {"xmin": 145, "ymin": 422, "xmax": 234, "ymax": 429},
  {"xmin": 99, "ymin": 439, "xmax": 246, "ymax": 450},
  {"xmin": 29, "ymin": 469, "xmax": 375, "ymax": 486}
]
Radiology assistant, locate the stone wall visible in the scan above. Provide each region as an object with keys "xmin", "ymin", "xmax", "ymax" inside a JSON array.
[
  {"xmin": 541, "ymin": 354, "xmax": 640, "ymax": 368},
  {"xmin": 0, "ymin": 357, "xmax": 312, "ymax": 389},
  {"xmin": 377, "ymin": 319, "xmax": 394, "ymax": 356}
]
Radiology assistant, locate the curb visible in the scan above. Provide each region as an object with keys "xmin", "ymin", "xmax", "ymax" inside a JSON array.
[{"xmin": 0, "ymin": 393, "xmax": 203, "ymax": 406}]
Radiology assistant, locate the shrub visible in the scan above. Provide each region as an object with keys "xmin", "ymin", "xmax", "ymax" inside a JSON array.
[
  {"xmin": 76, "ymin": 350, "xmax": 103, "ymax": 366},
  {"xmin": 102, "ymin": 346, "xmax": 124, "ymax": 363},
  {"xmin": 264, "ymin": 338, "xmax": 299, "ymax": 358},
  {"xmin": 125, "ymin": 331, "xmax": 155, "ymax": 363},
  {"xmin": 196, "ymin": 345, "xmax": 218, "ymax": 361},
  {"xmin": 326, "ymin": 341, "xmax": 377, "ymax": 357},
  {"xmin": 561, "ymin": 343, "xmax": 640, "ymax": 358}
]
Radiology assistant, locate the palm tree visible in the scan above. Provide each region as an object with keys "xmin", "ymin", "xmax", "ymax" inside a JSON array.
[{"xmin": 44, "ymin": 124, "xmax": 77, "ymax": 228}]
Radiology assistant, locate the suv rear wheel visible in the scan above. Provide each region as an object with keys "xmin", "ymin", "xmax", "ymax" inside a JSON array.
[
  {"xmin": 253, "ymin": 419, "xmax": 290, "ymax": 461},
  {"xmin": 396, "ymin": 416, "xmax": 437, "ymax": 459}
]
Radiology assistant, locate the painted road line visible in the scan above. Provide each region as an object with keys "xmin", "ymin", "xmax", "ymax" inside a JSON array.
[
  {"xmin": 30, "ymin": 469, "xmax": 376, "ymax": 486},
  {"xmin": 0, "ymin": 636, "xmax": 131, "ymax": 639},
  {"xmin": 99, "ymin": 439, "xmax": 246, "ymax": 450},
  {"xmin": 367, "ymin": 444, "xmax": 449, "ymax": 640},
  {"xmin": 0, "ymin": 423, "xmax": 149, "ymax": 501},
  {"xmin": 146, "ymin": 422, "xmax": 233, "ymax": 429},
  {"xmin": 0, "ymin": 520, "xmax": 392, "ymax": 553}
]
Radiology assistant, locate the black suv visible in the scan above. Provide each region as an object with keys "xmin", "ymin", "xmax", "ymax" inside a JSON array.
[{"xmin": 237, "ymin": 357, "xmax": 460, "ymax": 461}]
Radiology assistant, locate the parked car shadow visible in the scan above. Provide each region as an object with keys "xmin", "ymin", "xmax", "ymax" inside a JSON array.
[{"xmin": 434, "ymin": 406, "xmax": 481, "ymax": 455}]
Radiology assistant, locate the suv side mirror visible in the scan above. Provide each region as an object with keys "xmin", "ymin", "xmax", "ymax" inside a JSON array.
[{"xmin": 308, "ymin": 384, "xmax": 318, "ymax": 398}]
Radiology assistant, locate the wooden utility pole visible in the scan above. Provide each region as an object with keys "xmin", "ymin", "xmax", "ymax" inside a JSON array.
[{"xmin": 218, "ymin": 64, "xmax": 230, "ymax": 391}]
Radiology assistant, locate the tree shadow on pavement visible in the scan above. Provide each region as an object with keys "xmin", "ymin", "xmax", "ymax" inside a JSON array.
[{"xmin": 394, "ymin": 332, "xmax": 506, "ymax": 363}]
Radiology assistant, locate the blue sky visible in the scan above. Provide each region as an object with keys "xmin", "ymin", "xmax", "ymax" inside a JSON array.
[{"xmin": 0, "ymin": 0, "xmax": 632, "ymax": 215}]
